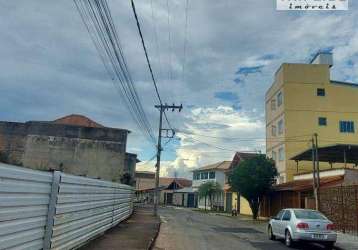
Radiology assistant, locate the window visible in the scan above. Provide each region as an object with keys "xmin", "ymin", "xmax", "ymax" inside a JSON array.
[
  {"xmin": 294, "ymin": 210, "xmax": 327, "ymax": 220},
  {"xmin": 340, "ymin": 121, "xmax": 355, "ymax": 133},
  {"xmin": 200, "ymin": 172, "xmax": 208, "ymax": 179},
  {"xmin": 209, "ymin": 171, "xmax": 215, "ymax": 179},
  {"xmin": 271, "ymin": 125, "xmax": 277, "ymax": 137},
  {"xmin": 278, "ymin": 119, "xmax": 284, "ymax": 135},
  {"xmin": 277, "ymin": 92, "xmax": 283, "ymax": 107},
  {"xmin": 272, "ymin": 151, "xmax": 277, "ymax": 162},
  {"xmin": 317, "ymin": 88, "xmax": 325, "ymax": 96},
  {"xmin": 282, "ymin": 210, "xmax": 291, "ymax": 221},
  {"xmin": 278, "ymin": 147, "xmax": 284, "ymax": 161},
  {"xmin": 318, "ymin": 117, "xmax": 327, "ymax": 126},
  {"xmin": 194, "ymin": 172, "xmax": 200, "ymax": 180},
  {"xmin": 275, "ymin": 210, "xmax": 285, "ymax": 220},
  {"xmin": 271, "ymin": 99, "xmax": 276, "ymax": 111}
]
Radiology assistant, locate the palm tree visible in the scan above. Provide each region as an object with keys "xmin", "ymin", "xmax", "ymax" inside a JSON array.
[{"xmin": 198, "ymin": 181, "xmax": 222, "ymax": 210}]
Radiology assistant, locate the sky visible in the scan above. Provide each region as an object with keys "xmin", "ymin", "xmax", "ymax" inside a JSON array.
[{"xmin": 1, "ymin": 0, "xmax": 358, "ymax": 179}]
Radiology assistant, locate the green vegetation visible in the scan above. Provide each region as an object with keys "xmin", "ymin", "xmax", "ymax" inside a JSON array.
[
  {"xmin": 198, "ymin": 181, "xmax": 222, "ymax": 210},
  {"xmin": 229, "ymin": 155, "xmax": 277, "ymax": 219}
]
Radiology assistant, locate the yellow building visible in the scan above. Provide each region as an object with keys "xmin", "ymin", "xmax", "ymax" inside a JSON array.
[{"xmin": 266, "ymin": 52, "xmax": 358, "ymax": 183}]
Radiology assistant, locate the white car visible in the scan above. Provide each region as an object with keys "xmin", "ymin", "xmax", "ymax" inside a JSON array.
[{"xmin": 268, "ymin": 208, "xmax": 337, "ymax": 249}]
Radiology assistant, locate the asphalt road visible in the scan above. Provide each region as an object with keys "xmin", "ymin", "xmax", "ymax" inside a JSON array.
[{"xmin": 153, "ymin": 207, "xmax": 335, "ymax": 250}]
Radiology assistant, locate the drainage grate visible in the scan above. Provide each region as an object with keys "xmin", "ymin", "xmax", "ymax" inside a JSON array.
[{"xmin": 213, "ymin": 227, "xmax": 262, "ymax": 234}]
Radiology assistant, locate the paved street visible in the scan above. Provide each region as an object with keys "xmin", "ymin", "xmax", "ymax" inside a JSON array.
[{"xmin": 153, "ymin": 207, "xmax": 334, "ymax": 250}]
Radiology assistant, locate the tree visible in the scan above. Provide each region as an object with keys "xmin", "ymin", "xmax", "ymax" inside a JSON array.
[
  {"xmin": 198, "ymin": 181, "xmax": 222, "ymax": 210},
  {"xmin": 229, "ymin": 155, "xmax": 277, "ymax": 219}
]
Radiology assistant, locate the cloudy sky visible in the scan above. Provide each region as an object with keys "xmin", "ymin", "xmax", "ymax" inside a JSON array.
[{"xmin": 1, "ymin": 0, "xmax": 357, "ymax": 178}]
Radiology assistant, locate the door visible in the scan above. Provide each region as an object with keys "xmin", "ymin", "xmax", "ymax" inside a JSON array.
[
  {"xmin": 187, "ymin": 193, "xmax": 195, "ymax": 207},
  {"xmin": 272, "ymin": 210, "xmax": 285, "ymax": 236},
  {"xmin": 225, "ymin": 193, "xmax": 232, "ymax": 212},
  {"xmin": 166, "ymin": 193, "xmax": 173, "ymax": 205}
]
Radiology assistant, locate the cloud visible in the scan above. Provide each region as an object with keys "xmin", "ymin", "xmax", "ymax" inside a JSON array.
[{"xmin": 1, "ymin": 1, "xmax": 358, "ymax": 178}]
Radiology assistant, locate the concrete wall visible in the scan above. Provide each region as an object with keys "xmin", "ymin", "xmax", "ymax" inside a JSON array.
[{"xmin": 0, "ymin": 121, "xmax": 129, "ymax": 182}]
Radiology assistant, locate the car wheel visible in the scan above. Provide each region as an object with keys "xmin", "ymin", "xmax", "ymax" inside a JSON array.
[
  {"xmin": 268, "ymin": 226, "xmax": 276, "ymax": 240},
  {"xmin": 285, "ymin": 230, "xmax": 293, "ymax": 247},
  {"xmin": 323, "ymin": 242, "xmax": 335, "ymax": 249}
]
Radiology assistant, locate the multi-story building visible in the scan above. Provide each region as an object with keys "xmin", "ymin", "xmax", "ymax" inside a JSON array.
[
  {"xmin": 192, "ymin": 161, "xmax": 229, "ymax": 210},
  {"xmin": 266, "ymin": 52, "xmax": 358, "ymax": 183}
]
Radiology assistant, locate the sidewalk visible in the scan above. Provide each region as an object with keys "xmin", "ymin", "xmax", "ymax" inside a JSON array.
[
  {"xmin": 80, "ymin": 205, "xmax": 160, "ymax": 250},
  {"xmin": 335, "ymin": 233, "xmax": 358, "ymax": 250}
]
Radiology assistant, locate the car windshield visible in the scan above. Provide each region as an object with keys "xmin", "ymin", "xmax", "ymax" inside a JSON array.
[{"xmin": 294, "ymin": 210, "xmax": 327, "ymax": 220}]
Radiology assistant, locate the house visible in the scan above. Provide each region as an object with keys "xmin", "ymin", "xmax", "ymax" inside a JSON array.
[
  {"xmin": 172, "ymin": 187, "xmax": 198, "ymax": 208},
  {"xmin": 159, "ymin": 177, "xmax": 192, "ymax": 205},
  {"xmin": 134, "ymin": 172, "xmax": 192, "ymax": 206},
  {"xmin": 192, "ymin": 161, "xmax": 229, "ymax": 210},
  {"xmin": 192, "ymin": 152, "xmax": 262, "ymax": 214},
  {"xmin": 260, "ymin": 168, "xmax": 358, "ymax": 218},
  {"xmin": 224, "ymin": 152, "xmax": 260, "ymax": 215},
  {"xmin": 266, "ymin": 52, "xmax": 358, "ymax": 183},
  {"xmin": 0, "ymin": 114, "xmax": 137, "ymax": 183},
  {"xmin": 135, "ymin": 171, "xmax": 156, "ymax": 203}
]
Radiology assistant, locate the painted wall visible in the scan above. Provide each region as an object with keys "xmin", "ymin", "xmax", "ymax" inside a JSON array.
[{"xmin": 266, "ymin": 63, "xmax": 358, "ymax": 182}]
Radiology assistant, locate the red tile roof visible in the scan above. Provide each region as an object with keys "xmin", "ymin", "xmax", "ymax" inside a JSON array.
[
  {"xmin": 135, "ymin": 177, "xmax": 192, "ymax": 191},
  {"xmin": 53, "ymin": 114, "xmax": 104, "ymax": 128}
]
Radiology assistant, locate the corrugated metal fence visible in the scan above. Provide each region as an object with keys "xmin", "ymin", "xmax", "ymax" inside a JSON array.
[{"xmin": 0, "ymin": 163, "xmax": 133, "ymax": 250}]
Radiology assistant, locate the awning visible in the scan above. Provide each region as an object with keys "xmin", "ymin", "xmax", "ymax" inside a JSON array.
[{"xmin": 290, "ymin": 144, "xmax": 358, "ymax": 164}]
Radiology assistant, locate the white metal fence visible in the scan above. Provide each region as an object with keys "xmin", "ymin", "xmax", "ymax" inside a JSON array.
[{"xmin": 0, "ymin": 163, "xmax": 133, "ymax": 250}]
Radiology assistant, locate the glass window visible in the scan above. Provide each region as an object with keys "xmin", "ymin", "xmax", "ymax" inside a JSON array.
[
  {"xmin": 272, "ymin": 125, "xmax": 277, "ymax": 137},
  {"xmin": 271, "ymin": 99, "xmax": 276, "ymax": 111},
  {"xmin": 194, "ymin": 173, "xmax": 200, "ymax": 180},
  {"xmin": 277, "ymin": 92, "xmax": 283, "ymax": 107},
  {"xmin": 209, "ymin": 171, "xmax": 215, "ymax": 179},
  {"xmin": 317, "ymin": 88, "xmax": 325, "ymax": 96},
  {"xmin": 294, "ymin": 210, "xmax": 327, "ymax": 220},
  {"xmin": 340, "ymin": 121, "xmax": 355, "ymax": 133},
  {"xmin": 278, "ymin": 119, "xmax": 284, "ymax": 135},
  {"xmin": 278, "ymin": 147, "xmax": 284, "ymax": 161},
  {"xmin": 275, "ymin": 210, "xmax": 285, "ymax": 220},
  {"xmin": 318, "ymin": 117, "xmax": 327, "ymax": 126},
  {"xmin": 282, "ymin": 210, "xmax": 291, "ymax": 221},
  {"xmin": 200, "ymin": 172, "xmax": 208, "ymax": 179}
]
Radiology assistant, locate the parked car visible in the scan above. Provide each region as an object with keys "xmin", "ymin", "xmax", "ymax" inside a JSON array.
[{"xmin": 268, "ymin": 208, "xmax": 337, "ymax": 249}]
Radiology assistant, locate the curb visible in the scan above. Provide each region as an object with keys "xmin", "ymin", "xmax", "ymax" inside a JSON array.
[{"xmin": 147, "ymin": 218, "xmax": 161, "ymax": 250}]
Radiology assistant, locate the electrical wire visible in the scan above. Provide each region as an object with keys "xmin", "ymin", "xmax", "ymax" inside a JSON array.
[
  {"xmin": 74, "ymin": 0, "xmax": 157, "ymax": 145},
  {"xmin": 182, "ymin": 0, "xmax": 189, "ymax": 84}
]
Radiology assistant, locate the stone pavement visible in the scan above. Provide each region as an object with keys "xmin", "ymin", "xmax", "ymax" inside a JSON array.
[{"xmin": 80, "ymin": 205, "xmax": 160, "ymax": 250}]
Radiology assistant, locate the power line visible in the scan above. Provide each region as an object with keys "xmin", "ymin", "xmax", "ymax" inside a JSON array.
[
  {"xmin": 131, "ymin": 0, "xmax": 162, "ymax": 106},
  {"xmin": 182, "ymin": 0, "xmax": 190, "ymax": 83},
  {"xmin": 176, "ymin": 129, "xmax": 312, "ymax": 142},
  {"xmin": 189, "ymin": 137, "xmax": 261, "ymax": 153},
  {"xmin": 166, "ymin": 0, "xmax": 173, "ymax": 81},
  {"xmin": 74, "ymin": 0, "xmax": 156, "ymax": 145}
]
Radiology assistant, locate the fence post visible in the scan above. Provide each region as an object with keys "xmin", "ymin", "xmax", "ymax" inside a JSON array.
[{"xmin": 43, "ymin": 171, "xmax": 61, "ymax": 250}]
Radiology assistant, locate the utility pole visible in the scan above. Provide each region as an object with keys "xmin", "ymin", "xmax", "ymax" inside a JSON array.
[
  {"xmin": 312, "ymin": 137, "xmax": 318, "ymax": 210},
  {"xmin": 153, "ymin": 103, "xmax": 182, "ymax": 216},
  {"xmin": 314, "ymin": 133, "xmax": 320, "ymax": 210}
]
